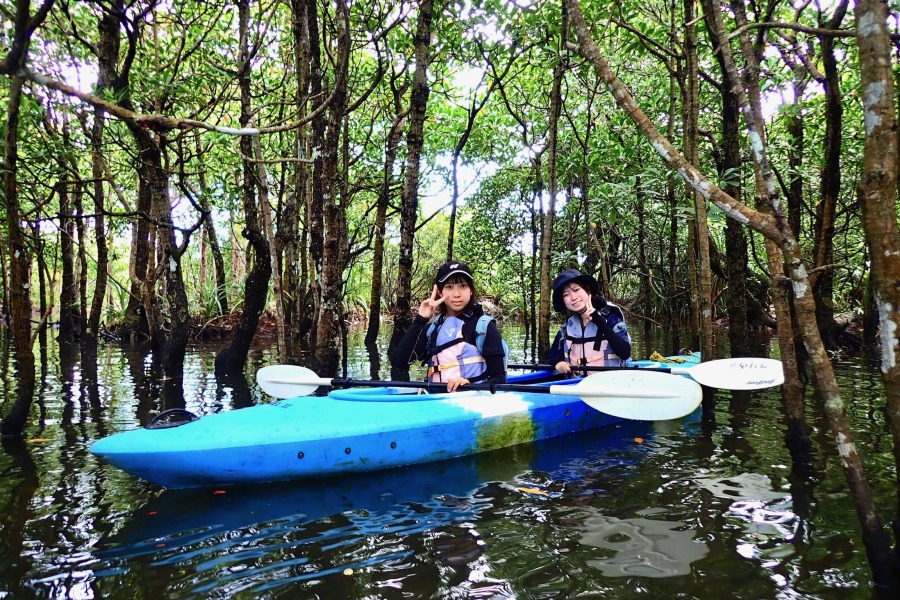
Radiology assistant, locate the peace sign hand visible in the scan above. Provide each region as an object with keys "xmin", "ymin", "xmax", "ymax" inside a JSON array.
[{"xmin": 417, "ymin": 285, "xmax": 446, "ymax": 320}]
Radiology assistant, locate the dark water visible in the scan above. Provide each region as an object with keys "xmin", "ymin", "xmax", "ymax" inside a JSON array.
[{"xmin": 0, "ymin": 326, "xmax": 890, "ymax": 598}]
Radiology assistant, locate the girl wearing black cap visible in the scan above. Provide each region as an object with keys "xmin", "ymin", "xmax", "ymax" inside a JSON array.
[
  {"xmin": 390, "ymin": 260, "xmax": 507, "ymax": 391},
  {"xmin": 544, "ymin": 269, "xmax": 631, "ymax": 375}
]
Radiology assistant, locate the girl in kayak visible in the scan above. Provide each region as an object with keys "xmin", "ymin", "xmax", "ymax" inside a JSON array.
[
  {"xmin": 544, "ymin": 269, "xmax": 631, "ymax": 375},
  {"xmin": 390, "ymin": 260, "xmax": 507, "ymax": 392}
]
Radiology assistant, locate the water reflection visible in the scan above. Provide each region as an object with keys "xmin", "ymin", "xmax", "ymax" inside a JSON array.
[
  {"xmin": 96, "ymin": 458, "xmax": 491, "ymax": 563},
  {"xmin": 365, "ymin": 339, "xmax": 382, "ymax": 381},
  {"xmin": 696, "ymin": 472, "xmax": 788, "ymax": 503},
  {"xmin": 90, "ymin": 421, "xmax": 654, "ymax": 596},
  {"xmin": 0, "ymin": 437, "xmax": 40, "ymax": 595},
  {"xmin": 579, "ymin": 509, "xmax": 709, "ymax": 577},
  {"xmin": 0, "ymin": 326, "xmax": 891, "ymax": 598}
]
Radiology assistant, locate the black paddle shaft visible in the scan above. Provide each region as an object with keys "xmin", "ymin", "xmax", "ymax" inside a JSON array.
[
  {"xmin": 507, "ymin": 363, "xmax": 675, "ymax": 374},
  {"xmin": 330, "ymin": 378, "xmax": 559, "ymax": 395}
]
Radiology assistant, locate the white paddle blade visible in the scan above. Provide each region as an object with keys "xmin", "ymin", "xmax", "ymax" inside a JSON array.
[
  {"xmin": 551, "ymin": 370, "xmax": 703, "ymax": 421},
  {"xmin": 673, "ymin": 358, "xmax": 784, "ymax": 390},
  {"xmin": 256, "ymin": 365, "xmax": 333, "ymax": 398}
]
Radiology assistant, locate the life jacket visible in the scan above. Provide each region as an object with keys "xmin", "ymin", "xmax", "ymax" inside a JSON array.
[
  {"xmin": 560, "ymin": 304, "xmax": 630, "ymax": 368},
  {"xmin": 425, "ymin": 315, "xmax": 488, "ymax": 383}
]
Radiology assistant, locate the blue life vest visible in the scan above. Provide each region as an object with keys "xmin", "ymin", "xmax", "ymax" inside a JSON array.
[
  {"xmin": 426, "ymin": 315, "xmax": 487, "ymax": 382},
  {"xmin": 425, "ymin": 314, "xmax": 509, "ymax": 382}
]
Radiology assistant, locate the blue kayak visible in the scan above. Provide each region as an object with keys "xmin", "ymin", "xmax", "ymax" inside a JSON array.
[{"xmin": 90, "ymin": 355, "xmax": 701, "ymax": 488}]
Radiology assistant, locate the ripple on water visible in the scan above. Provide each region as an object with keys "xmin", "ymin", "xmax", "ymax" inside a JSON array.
[{"xmin": 578, "ymin": 508, "xmax": 709, "ymax": 577}]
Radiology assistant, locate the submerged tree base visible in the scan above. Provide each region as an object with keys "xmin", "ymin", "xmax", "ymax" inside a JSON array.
[{"xmin": 97, "ymin": 312, "xmax": 284, "ymax": 346}]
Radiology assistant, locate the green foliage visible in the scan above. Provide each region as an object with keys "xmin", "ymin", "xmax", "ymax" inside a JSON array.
[
  {"xmin": 193, "ymin": 279, "xmax": 229, "ymax": 319},
  {"xmin": 343, "ymin": 262, "xmax": 370, "ymax": 318},
  {"xmin": 104, "ymin": 280, "xmax": 132, "ymax": 325},
  {"xmin": 1, "ymin": 0, "xmax": 881, "ymax": 335}
]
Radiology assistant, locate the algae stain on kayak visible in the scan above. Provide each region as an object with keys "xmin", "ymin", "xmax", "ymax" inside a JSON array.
[{"xmin": 475, "ymin": 414, "xmax": 536, "ymax": 452}]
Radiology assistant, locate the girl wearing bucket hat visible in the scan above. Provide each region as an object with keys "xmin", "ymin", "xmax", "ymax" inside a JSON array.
[
  {"xmin": 390, "ymin": 260, "xmax": 507, "ymax": 392},
  {"xmin": 543, "ymin": 269, "xmax": 631, "ymax": 375}
]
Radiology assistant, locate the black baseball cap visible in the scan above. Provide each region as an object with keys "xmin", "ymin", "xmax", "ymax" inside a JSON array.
[{"xmin": 435, "ymin": 260, "xmax": 474, "ymax": 284}]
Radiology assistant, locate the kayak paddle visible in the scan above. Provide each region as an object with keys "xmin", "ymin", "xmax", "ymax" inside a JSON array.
[
  {"xmin": 256, "ymin": 365, "xmax": 703, "ymax": 421},
  {"xmin": 507, "ymin": 357, "xmax": 784, "ymax": 391}
]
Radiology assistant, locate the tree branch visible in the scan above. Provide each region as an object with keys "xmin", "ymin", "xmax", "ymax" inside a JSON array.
[
  {"xmin": 21, "ymin": 66, "xmax": 340, "ymax": 136},
  {"xmin": 727, "ymin": 21, "xmax": 855, "ymax": 41}
]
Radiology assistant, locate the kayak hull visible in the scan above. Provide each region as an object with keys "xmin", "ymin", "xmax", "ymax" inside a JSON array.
[
  {"xmin": 91, "ymin": 388, "xmax": 615, "ymax": 487},
  {"xmin": 90, "ymin": 355, "xmax": 700, "ymax": 488}
]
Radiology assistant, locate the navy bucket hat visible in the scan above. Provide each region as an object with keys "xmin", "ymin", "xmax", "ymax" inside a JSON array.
[{"xmin": 551, "ymin": 269, "xmax": 600, "ymax": 313}]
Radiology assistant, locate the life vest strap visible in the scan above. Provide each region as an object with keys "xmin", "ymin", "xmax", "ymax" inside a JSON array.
[
  {"xmin": 570, "ymin": 353, "xmax": 620, "ymax": 367},
  {"xmin": 565, "ymin": 334, "xmax": 599, "ymax": 344},
  {"xmin": 430, "ymin": 337, "xmax": 466, "ymax": 354},
  {"xmin": 427, "ymin": 356, "xmax": 486, "ymax": 377}
]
